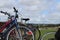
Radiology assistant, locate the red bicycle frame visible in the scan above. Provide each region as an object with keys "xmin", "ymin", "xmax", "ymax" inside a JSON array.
[{"xmin": 0, "ymin": 19, "xmax": 12, "ymax": 32}]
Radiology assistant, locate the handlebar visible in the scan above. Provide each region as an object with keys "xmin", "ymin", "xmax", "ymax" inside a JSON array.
[
  {"xmin": 0, "ymin": 7, "xmax": 30, "ymax": 22},
  {"xmin": 0, "ymin": 7, "xmax": 18, "ymax": 18},
  {"xmin": 0, "ymin": 11, "xmax": 10, "ymax": 16}
]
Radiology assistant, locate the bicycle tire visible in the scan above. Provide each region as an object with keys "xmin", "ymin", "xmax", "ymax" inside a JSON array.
[
  {"xmin": 34, "ymin": 28, "xmax": 41, "ymax": 40},
  {"xmin": 6, "ymin": 26, "xmax": 35, "ymax": 40},
  {"xmin": 41, "ymin": 31, "xmax": 56, "ymax": 40},
  {"xmin": 27, "ymin": 26, "xmax": 41, "ymax": 40}
]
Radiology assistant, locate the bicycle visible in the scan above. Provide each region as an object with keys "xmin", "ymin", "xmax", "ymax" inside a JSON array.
[
  {"xmin": 25, "ymin": 23, "xmax": 56, "ymax": 40},
  {"xmin": 0, "ymin": 7, "xmax": 57, "ymax": 40},
  {"xmin": 26, "ymin": 24, "xmax": 41, "ymax": 40},
  {"xmin": 0, "ymin": 7, "xmax": 35, "ymax": 40},
  {"xmin": 33, "ymin": 25, "xmax": 57, "ymax": 40}
]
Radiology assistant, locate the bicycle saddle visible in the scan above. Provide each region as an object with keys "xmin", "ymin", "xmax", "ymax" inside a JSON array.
[{"xmin": 21, "ymin": 18, "xmax": 30, "ymax": 21}]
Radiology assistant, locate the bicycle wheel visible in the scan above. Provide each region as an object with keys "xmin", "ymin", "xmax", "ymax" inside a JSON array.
[
  {"xmin": 6, "ymin": 26, "xmax": 34, "ymax": 40},
  {"xmin": 27, "ymin": 24, "xmax": 41, "ymax": 40},
  {"xmin": 41, "ymin": 32, "xmax": 56, "ymax": 40},
  {"xmin": 34, "ymin": 28, "xmax": 41, "ymax": 40}
]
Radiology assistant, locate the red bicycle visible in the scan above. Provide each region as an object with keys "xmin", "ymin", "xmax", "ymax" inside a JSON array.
[{"xmin": 0, "ymin": 7, "xmax": 35, "ymax": 40}]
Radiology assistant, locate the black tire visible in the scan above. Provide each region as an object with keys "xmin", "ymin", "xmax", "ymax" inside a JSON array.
[
  {"xmin": 27, "ymin": 25, "xmax": 41, "ymax": 40},
  {"xmin": 34, "ymin": 28, "xmax": 41, "ymax": 40}
]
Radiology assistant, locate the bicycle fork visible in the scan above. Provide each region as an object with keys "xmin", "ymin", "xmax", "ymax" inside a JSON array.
[{"xmin": 15, "ymin": 24, "xmax": 23, "ymax": 40}]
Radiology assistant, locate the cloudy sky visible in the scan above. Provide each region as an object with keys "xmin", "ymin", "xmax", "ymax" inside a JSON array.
[{"xmin": 0, "ymin": 0, "xmax": 60, "ymax": 24}]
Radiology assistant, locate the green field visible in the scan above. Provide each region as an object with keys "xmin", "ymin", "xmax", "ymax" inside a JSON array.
[{"xmin": 35, "ymin": 27, "xmax": 58, "ymax": 40}]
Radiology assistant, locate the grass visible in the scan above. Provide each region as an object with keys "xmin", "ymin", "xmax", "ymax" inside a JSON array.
[
  {"xmin": 40, "ymin": 27, "xmax": 57, "ymax": 36},
  {"xmin": 35, "ymin": 27, "xmax": 58, "ymax": 40}
]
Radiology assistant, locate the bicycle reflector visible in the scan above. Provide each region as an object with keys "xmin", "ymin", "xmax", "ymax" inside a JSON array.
[{"xmin": 26, "ymin": 31, "xmax": 32, "ymax": 35}]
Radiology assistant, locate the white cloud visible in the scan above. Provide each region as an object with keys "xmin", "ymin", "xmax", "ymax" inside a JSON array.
[{"xmin": 0, "ymin": 0, "xmax": 60, "ymax": 24}]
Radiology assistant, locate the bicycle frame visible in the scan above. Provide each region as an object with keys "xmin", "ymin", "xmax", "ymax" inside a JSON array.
[
  {"xmin": 0, "ymin": 7, "xmax": 23, "ymax": 40},
  {"xmin": 0, "ymin": 17, "xmax": 20, "ymax": 37}
]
